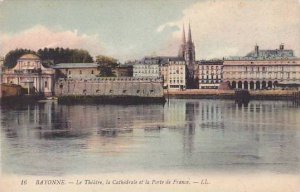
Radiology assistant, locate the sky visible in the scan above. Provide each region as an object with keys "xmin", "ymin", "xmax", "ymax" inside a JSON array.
[{"xmin": 0, "ymin": 0, "xmax": 299, "ymax": 62}]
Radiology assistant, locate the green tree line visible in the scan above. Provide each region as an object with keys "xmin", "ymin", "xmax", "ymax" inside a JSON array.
[{"xmin": 3, "ymin": 47, "xmax": 94, "ymax": 68}]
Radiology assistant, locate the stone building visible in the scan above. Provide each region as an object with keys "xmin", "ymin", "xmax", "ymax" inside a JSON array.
[
  {"xmin": 52, "ymin": 63, "xmax": 100, "ymax": 79},
  {"xmin": 198, "ymin": 60, "xmax": 223, "ymax": 89},
  {"xmin": 133, "ymin": 63, "xmax": 160, "ymax": 78},
  {"xmin": 55, "ymin": 77, "xmax": 164, "ymax": 98},
  {"xmin": 161, "ymin": 60, "xmax": 186, "ymax": 90},
  {"xmin": 132, "ymin": 57, "xmax": 160, "ymax": 78},
  {"xmin": 2, "ymin": 54, "xmax": 55, "ymax": 96},
  {"xmin": 223, "ymin": 45, "xmax": 300, "ymax": 90}
]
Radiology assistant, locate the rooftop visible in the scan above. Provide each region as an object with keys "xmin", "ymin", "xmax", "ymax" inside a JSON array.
[
  {"xmin": 52, "ymin": 63, "xmax": 99, "ymax": 69},
  {"xmin": 225, "ymin": 44, "xmax": 297, "ymax": 61},
  {"xmin": 19, "ymin": 54, "xmax": 40, "ymax": 60}
]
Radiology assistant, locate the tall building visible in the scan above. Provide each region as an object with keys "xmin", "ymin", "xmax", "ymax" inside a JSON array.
[
  {"xmin": 178, "ymin": 23, "xmax": 196, "ymax": 64},
  {"xmin": 178, "ymin": 23, "xmax": 196, "ymax": 88},
  {"xmin": 160, "ymin": 59, "xmax": 186, "ymax": 90},
  {"xmin": 198, "ymin": 60, "xmax": 224, "ymax": 89}
]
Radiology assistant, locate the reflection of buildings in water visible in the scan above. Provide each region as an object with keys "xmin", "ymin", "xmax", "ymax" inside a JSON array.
[
  {"xmin": 198, "ymin": 100, "xmax": 224, "ymax": 128},
  {"xmin": 84, "ymin": 134, "xmax": 137, "ymax": 156},
  {"xmin": 1, "ymin": 102, "xmax": 69, "ymax": 139},
  {"xmin": 164, "ymin": 99, "xmax": 186, "ymax": 127},
  {"xmin": 62, "ymin": 104, "xmax": 164, "ymax": 136},
  {"xmin": 223, "ymin": 101, "xmax": 300, "ymax": 171}
]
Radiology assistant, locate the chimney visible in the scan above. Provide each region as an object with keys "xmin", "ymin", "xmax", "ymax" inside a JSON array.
[
  {"xmin": 280, "ymin": 44, "xmax": 284, "ymax": 50},
  {"xmin": 255, "ymin": 44, "xmax": 259, "ymax": 56}
]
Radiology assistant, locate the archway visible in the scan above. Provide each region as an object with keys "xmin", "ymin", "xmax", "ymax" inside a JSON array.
[
  {"xmin": 227, "ymin": 81, "xmax": 231, "ymax": 87},
  {"xmin": 238, "ymin": 81, "xmax": 243, "ymax": 89},
  {"xmin": 250, "ymin": 81, "xmax": 254, "ymax": 90},
  {"xmin": 244, "ymin": 81, "xmax": 248, "ymax": 90},
  {"xmin": 262, "ymin": 81, "xmax": 267, "ymax": 89},
  {"xmin": 256, "ymin": 81, "xmax": 260, "ymax": 90},
  {"xmin": 273, "ymin": 81, "xmax": 278, "ymax": 88},
  {"xmin": 267, "ymin": 81, "xmax": 273, "ymax": 89},
  {"xmin": 232, "ymin": 81, "xmax": 236, "ymax": 89}
]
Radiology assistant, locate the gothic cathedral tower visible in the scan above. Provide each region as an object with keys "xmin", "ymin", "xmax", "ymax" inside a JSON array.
[
  {"xmin": 178, "ymin": 23, "xmax": 196, "ymax": 88},
  {"xmin": 185, "ymin": 23, "xmax": 196, "ymax": 64},
  {"xmin": 178, "ymin": 23, "xmax": 195, "ymax": 64}
]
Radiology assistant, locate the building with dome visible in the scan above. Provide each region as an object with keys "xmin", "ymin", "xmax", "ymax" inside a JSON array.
[{"xmin": 2, "ymin": 53, "xmax": 55, "ymax": 96}]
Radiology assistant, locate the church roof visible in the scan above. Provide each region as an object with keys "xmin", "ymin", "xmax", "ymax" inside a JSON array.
[{"xmin": 19, "ymin": 54, "xmax": 40, "ymax": 60}]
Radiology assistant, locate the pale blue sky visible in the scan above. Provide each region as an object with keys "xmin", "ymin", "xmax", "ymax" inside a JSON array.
[{"xmin": 1, "ymin": 0, "xmax": 299, "ymax": 61}]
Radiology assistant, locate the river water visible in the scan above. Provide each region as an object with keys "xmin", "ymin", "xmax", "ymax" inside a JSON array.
[{"xmin": 1, "ymin": 99, "xmax": 300, "ymax": 175}]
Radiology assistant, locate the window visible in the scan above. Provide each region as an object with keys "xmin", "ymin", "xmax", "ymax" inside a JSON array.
[
  {"xmin": 91, "ymin": 70, "xmax": 94, "ymax": 74},
  {"xmin": 80, "ymin": 70, "xmax": 82, "ymax": 74},
  {"xmin": 68, "ymin": 70, "xmax": 71, "ymax": 75},
  {"xmin": 44, "ymin": 81, "xmax": 48, "ymax": 88}
]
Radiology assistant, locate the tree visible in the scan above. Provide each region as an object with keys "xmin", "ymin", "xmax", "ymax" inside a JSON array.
[
  {"xmin": 37, "ymin": 47, "xmax": 94, "ymax": 64},
  {"xmin": 4, "ymin": 49, "xmax": 36, "ymax": 68},
  {"xmin": 96, "ymin": 55, "xmax": 118, "ymax": 66},
  {"xmin": 4, "ymin": 47, "xmax": 94, "ymax": 68},
  {"xmin": 96, "ymin": 55, "xmax": 119, "ymax": 77}
]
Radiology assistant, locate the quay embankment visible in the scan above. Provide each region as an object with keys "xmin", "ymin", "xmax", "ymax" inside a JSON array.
[
  {"xmin": 54, "ymin": 77, "xmax": 166, "ymax": 104},
  {"xmin": 58, "ymin": 95, "xmax": 166, "ymax": 105},
  {"xmin": 164, "ymin": 89, "xmax": 296, "ymax": 100},
  {"xmin": 0, "ymin": 95, "xmax": 45, "ymax": 105},
  {"xmin": 0, "ymin": 83, "xmax": 46, "ymax": 105}
]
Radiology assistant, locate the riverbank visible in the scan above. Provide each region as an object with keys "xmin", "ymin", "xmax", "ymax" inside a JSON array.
[
  {"xmin": 57, "ymin": 95, "xmax": 166, "ymax": 105},
  {"xmin": 164, "ymin": 89, "xmax": 296, "ymax": 100},
  {"xmin": 0, "ymin": 95, "xmax": 46, "ymax": 105}
]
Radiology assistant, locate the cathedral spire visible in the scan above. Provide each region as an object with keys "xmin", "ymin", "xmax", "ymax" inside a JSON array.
[
  {"xmin": 182, "ymin": 24, "xmax": 186, "ymax": 45},
  {"xmin": 188, "ymin": 22, "xmax": 192, "ymax": 43}
]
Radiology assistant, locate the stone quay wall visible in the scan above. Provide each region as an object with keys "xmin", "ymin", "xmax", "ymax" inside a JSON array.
[
  {"xmin": 0, "ymin": 83, "xmax": 23, "ymax": 98},
  {"xmin": 165, "ymin": 89, "xmax": 295, "ymax": 100},
  {"xmin": 54, "ymin": 77, "xmax": 164, "ymax": 98}
]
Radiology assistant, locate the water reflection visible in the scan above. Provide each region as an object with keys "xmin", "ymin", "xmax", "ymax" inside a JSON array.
[{"xmin": 1, "ymin": 99, "xmax": 300, "ymax": 175}]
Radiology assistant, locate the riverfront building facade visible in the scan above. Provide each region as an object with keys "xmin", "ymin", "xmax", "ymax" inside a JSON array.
[
  {"xmin": 223, "ymin": 45, "xmax": 300, "ymax": 90},
  {"xmin": 161, "ymin": 60, "xmax": 186, "ymax": 90},
  {"xmin": 2, "ymin": 54, "xmax": 55, "ymax": 96},
  {"xmin": 198, "ymin": 60, "xmax": 223, "ymax": 89},
  {"xmin": 133, "ymin": 57, "xmax": 160, "ymax": 78}
]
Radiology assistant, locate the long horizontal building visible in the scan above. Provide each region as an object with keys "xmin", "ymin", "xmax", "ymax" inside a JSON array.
[{"xmin": 223, "ymin": 45, "xmax": 300, "ymax": 90}]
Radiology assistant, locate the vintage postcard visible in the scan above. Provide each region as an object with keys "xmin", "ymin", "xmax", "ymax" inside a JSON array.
[{"xmin": 0, "ymin": 0, "xmax": 300, "ymax": 191}]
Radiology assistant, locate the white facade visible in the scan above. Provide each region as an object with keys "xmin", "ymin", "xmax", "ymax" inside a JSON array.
[
  {"xmin": 2, "ymin": 54, "xmax": 55, "ymax": 96},
  {"xmin": 223, "ymin": 59, "xmax": 300, "ymax": 90},
  {"xmin": 198, "ymin": 60, "xmax": 223, "ymax": 89},
  {"xmin": 133, "ymin": 63, "xmax": 160, "ymax": 78},
  {"xmin": 161, "ymin": 61, "xmax": 186, "ymax": 90}
]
